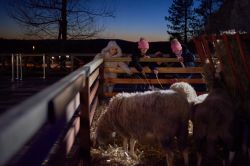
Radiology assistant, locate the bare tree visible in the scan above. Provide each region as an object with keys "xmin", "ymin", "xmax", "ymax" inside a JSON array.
[{"xmin": 7, "ymin": 0, "xmax": 115, "ymax": 40}]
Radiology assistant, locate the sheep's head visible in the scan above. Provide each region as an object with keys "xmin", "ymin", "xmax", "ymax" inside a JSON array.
[
  {"xmin": 170, "ymin": 82, "xmax": 197, "ymax": 103},
  {"xmin": 93, "ymin": 112, "xmax": 116, "ymax": 148}
]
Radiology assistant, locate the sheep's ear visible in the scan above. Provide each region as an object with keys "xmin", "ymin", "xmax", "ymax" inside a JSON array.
[{"xmin": 112, "ymin": 132, "xmax": 116, "ymax": 138}]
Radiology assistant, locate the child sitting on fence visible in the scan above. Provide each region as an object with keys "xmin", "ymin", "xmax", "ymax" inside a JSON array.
[
  {"xmin": 170, "ymin": 38, "xmax": 196, "ymax": 68},
  {"xmin": 130, "ymin": 37, "xmax": 158, "ymax": 75},
  {"xmin": 94, "ymin": 41, "xmax": 131, "ymax": 93},
  {"xmin": 128, "ymin": 37, "xmax": 159, "ymax": 91}
]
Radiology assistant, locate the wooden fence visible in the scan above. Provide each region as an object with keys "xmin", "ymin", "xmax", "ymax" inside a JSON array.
[
  {"xmin": 102, "ymin": 57, "xmax": 205, "ymax": 97},
  {"xmin": 0, "ymin": 58, "xmax": 102, "ymax": 166},
  {"xmin": 193, "ymin": 33, "xmax": 250, "ymax": 94},
  {"xmin": 0, "ymin": 50, "xmax": 210, "ymax": 166}
]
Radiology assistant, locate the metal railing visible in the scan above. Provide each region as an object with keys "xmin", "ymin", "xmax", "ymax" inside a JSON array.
[{"xmin": 0, "ymin": 53, "xmax": 96, "ymax": 81}]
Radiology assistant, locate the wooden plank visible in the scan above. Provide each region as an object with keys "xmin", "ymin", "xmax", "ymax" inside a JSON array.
[
  {"xmin": 43, "ymin": 116, "xmax": 80, "ymax": 166},
  {"xmin": 104, "ymin": 92, "xmax": 116, "ymax": 97},
  {"xmin": 104, "ymin": 57, "xmax": 179, "ymax": 62},
  {"xmin": 63, "ymin": 117, "xmax": 80, "ymax": 155},
  {"xmin": 105, "ymin": 67, "xmax": 203, "ymax": 74},
  {"xmin": 79, "ymin": 77, "xmax": 91, "ymax": 166},
  {"xmin": 201, "ymin": 35, "xmax": 215, "ymax": 68},
  {"xmin": 222, "ymin": 34, "xmax": 244, "ymax": 93},
  {"xmin": 89, "ymin": 97, "xmax": 98, "ymax": 125},
  {"xmin": 105, "ymin": 78, "xmax": 205, "ymax": 84},
  {"xmin": 65, "ymin": 93, "xmax": 80, "ymax": 122},
  {"xmin": 89, "ymin": 81, "xmax": 99, "ymax": 106},
  {"xmin": 235, "ymin": 34, "xmax": 250, "ymax": 81},
  {"xmin": 49, "ymin": 76, "xmax": 83, "ymax": 121},
  {"xmin": 88, "ymin": 69, "xmax": 99, "ymax": 88},
  {"xmin": 193, "ymin": 38, "xmax": 206, "ymax": 64},
  {"xmin": 104, "ymin": 91, "xmax": 208, "ymax": 97}
]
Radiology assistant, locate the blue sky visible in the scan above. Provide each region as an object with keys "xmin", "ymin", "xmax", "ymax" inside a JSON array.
[
  {"xmin": 99, "ymin": 0, "xmax": 172, "ymax": 41},
  {"xmin": 0, "ymin": 0, "xmax": 172, "ymax": 41}
]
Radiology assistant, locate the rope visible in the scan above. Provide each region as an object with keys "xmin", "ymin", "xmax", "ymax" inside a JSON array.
[
  {"xmin": 180, "ymin": 62, "xmax": 185, "ymax": 68},
  {"xmin": 155, "ymin": 74, "xmax": 164, "ymax": 89},
  {"xmin": 141, "ymin": 73, "xmax": 153, "ymax": 89},
  {"xmin": 133, "ymin": 74, "xmax": 149, "ymax": 91}
]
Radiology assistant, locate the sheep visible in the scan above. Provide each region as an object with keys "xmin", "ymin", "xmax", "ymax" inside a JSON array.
[
  {"xmin": 94, "ymin": 90, "xmax": 190, "ymax": 166},
  {"xmin": 192, "ymin": 78, "xmax": 235, "ymax": 166},
  {"xmin": 168, "ymin": 80, "xmax": 236, "ymax": 165},
  {"xmin": 242, "ymin": 96, "xmax": 250, "ymax": 158}
]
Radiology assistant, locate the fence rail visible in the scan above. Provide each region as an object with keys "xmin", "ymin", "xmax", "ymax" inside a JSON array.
[{"xmin": 102, "ymin": 57, "xmax": 205, "ymax": 97}]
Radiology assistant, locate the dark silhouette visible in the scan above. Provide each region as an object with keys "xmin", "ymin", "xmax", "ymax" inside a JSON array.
[{"xmin": 7, "ymin": 0, "xmax": 114, "ymax": 40}]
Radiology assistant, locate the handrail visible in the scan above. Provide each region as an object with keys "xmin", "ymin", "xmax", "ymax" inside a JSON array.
[
  {"xmin": 105, "ymin": 67, "xmax": 203, "ymax": 73},
  {"xmin": 105, "ymin": 57, "xmax": 179, "ymax": 62},
  {"xmin": 104, "ymin": 57, "xmax": 201, "ymax": 62}
]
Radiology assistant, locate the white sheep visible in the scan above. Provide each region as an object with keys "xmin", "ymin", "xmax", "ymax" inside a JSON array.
[{"xmin": 94, "ymin": 90, "xmax": 190, "ymax": 166}]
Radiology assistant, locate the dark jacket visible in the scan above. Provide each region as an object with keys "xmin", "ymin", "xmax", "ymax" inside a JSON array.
[
  {"xmin": 169, "ymin": 45, "xmax": 196, "ymax": 67},
  {"xmin": 130, "ymin": 49, "xmax": 157, "ymax": 72}
]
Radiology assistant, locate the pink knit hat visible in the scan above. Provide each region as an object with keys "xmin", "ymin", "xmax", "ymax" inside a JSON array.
[
  {"xmin": 171, "ymin": 39, "xmax": 182, "ymax": 54},
  {"xmin": 138, "ymin": 38, "xmax": 149, "ymax": 49}
]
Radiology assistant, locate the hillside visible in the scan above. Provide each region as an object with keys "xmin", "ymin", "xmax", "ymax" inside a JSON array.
[{"xmin": 0, "ymin": 39, "xmax": 173, "ymax": 54}]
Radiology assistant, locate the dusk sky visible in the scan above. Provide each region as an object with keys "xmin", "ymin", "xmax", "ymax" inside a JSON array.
[{"xmin": 0, "ymin": 0, "xmax": 172, "ymax": 42}]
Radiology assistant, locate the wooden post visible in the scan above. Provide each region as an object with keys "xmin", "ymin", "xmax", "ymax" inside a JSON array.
[
  {"xmin": 222, "ymin": 34, "xmax": 243, "ymax": 93},
  {"xmin": 71, "ymin": 55, "xmax": 74, "ymax": 72},
  {"xmin": 43, "ymin": 54, "xmax": 46, "ymax": 79},
  {"xmin": 79, "ymin": 69, "xmax": 91, "ymax": 166},
  {"xmin": 99, "ymin": 61, "xmax": 105, "ymax": 100},
  {"xmin": 201, "ymin": 35, "xmax": 215, "ymax": 70},
  {"xmin": 235, "ymin": 34, "xmax": 250, "ymax": 81},
  {"xmin": 11, "ymin": 54, "xmax": 14, "ymax": 82},
  {"xmin": 193, "ymin": 38, "xmax": 206, "ymax": 64},
  {"xmin": 16, "ymin": 54, "xmax": 19, "ymax": 80}
]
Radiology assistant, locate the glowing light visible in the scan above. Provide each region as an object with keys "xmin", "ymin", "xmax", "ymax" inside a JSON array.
[
  {"xmin": 205, "ymin": 58, "xmax": 210, "ymax": 64},
  {"xmin": 32, "ymin": 45, "xmax": 35, "ymax": 50},
  {"xmin": 66, "ymin": 55, "xmax": 70, "ymax": 58}
]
